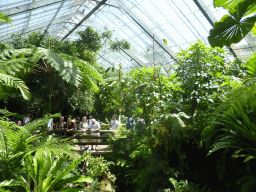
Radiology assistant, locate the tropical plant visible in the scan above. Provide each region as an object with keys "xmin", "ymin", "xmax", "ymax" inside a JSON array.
[
  {"xmin": 0, "ymin": 72, "xmax": 30, "ymax": 100},
  {"xmin": 86, "ymin": 155, "xmax": 115, "ymax": 183},
  {"xmin": 0, "ymin": 113, "xmax": 79, "ymax": 181},
  {"xmin": 245, "ymin": 52, "xmax": 256, "ymax": 78},
  {"xmin": 0, "ymin": 47, "xmax": 104, "ymax": 114},
  {"xmin": 0, "ymin": 13, "xmax": 30, "ymax": 100},
  {"xmin": 202, "ymin": 82, "xmax": 256, "ymax": 163},
  {"xmin": 0, "ymin": 12, "xmax": 14, "ymax": 26},
  {"xmin": 208, "ymin": 0, "xmax": 256, "ymax": 47},
  {"xmin": 167, "ymin": 178, "xmax": 206, "ymax": 192},
  {"xmin": 0, "ymin": 151, "xmax": 93, "ymax": 192},
  {"xmin": 107, "ymin": 111, "xmax": 190, "ymax": 192},
  {"xmin": 175, "ymin": 40, "xmax": 230, "ymax": 124}
]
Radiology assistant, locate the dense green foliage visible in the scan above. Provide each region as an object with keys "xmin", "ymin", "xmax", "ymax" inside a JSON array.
[
  {"xmin": 0, "ymin": 26, "xmax": 130, "ymax": 116},
  {"xmin": 1, "ymin": 9, "xmax": 256, "ymax": 191}
]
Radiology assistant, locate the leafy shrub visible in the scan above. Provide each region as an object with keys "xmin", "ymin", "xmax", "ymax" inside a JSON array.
[{"xmin": 87, "ymin": 155, "xmax": 115, "ymax": 183}]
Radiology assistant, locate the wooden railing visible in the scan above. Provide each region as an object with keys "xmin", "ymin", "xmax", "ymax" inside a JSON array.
[{"xmin": 39, "ymin": 124, "xmax": 129, "ymax": 154}]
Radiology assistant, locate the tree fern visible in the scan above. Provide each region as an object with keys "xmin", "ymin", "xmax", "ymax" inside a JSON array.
[
  {"xmin": 59, "ymin": 53, "xmax": 104, "ymax": 92},
  {"xmin": 0, "ymin": 48, "xmax": 82, "ymax": 87}
]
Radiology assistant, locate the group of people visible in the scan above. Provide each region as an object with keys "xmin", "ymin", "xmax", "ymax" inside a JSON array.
[
  {"xmin": 48, "ymin": 114, "xmax": 120, "ymax": 151},
  {"xmin": 7, "ymin": 113, "xmax": 32, "ymax": 127},
  {"xmin": 51, "ymin": 116, "xmax": 101, "ymax": 132},
  {"xmin": 11, "ymin": 112, "xmax": 143, "ymax": 151}
]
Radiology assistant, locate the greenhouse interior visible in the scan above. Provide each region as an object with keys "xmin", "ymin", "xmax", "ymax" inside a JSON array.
[{"xmin": 0, "ymin": 0, "xmax": 256, "ymax": 191}]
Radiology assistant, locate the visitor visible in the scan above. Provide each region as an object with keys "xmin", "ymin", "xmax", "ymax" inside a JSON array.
[
  {"xmin": 56, "ymin": 116, "xmax": 66, "ymax": 137},
  {"xmin": 17, "ymin": 120, "xmax": 22, "ymax": 126},
  {"xmin": 79, "ymin": 116, "xmax": 88, "ymax": 131},
  {"xmin": 78, "ymin": 116, "xmax": 89, "ymax": 151},
  {"xmin": 66, "ymin": 117, "xmax": 75, "ymax": 137},
  {"xmin": 56, "ymin": 116, "xmax": 66, "ymax": 130},
  {"xmin": 110, "ymin": 114, "xmax": 120, "ymax": 130},
  {"xmin": 88, "ymin": 116, "xmax": 93, "ymax": 124},
  {"xmin": 74, "ymin": 117, "xmax": 80, "ymax": 129},
  {"xmin": 23, "ymin": 113, "xmax": 31, "ymax": 125},
  {"xmin": 88, "ymin": 118, "xmax": 101, "ymax": 151},
  {"xmin": 47, "ymin": 114, "xmax": 54, "ymax": 131},
  {"xmin": 126, "ymin": 115, "xmax": 135, "ymax": 130},
  {"xmin": 137, "ymin": 117, "xmax": 145, "ymax": 124}
]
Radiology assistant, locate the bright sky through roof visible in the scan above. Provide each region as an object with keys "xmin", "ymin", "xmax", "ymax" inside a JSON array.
[{"xmin": 0, "ymin": 0, "xmax": 255, "ymax": 72}]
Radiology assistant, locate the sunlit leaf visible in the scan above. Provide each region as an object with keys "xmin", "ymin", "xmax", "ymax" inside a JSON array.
[{"xmin": 209, "ymin": 0, "xmax": 256, "ymax": 47}]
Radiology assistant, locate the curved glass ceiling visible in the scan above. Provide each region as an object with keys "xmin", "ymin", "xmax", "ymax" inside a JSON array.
[{"xmin": 0, "ymin": 0, "xmax": 255, "ymax": 74}]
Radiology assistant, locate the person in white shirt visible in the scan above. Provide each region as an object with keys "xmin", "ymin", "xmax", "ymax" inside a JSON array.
[
  {"xmin": 47, "ymin": 114, "xmax": 53, "ymax": 131},
  {"xmin": 88, "ymin": 116, "xmax": 93, "ymax": 125},
  {"xmin": 78, "ymin": 116, "xmax": 88, "ymax": 151},
  {"xmin": 110, "ymin": 114, "xmax": 120, "ymax": 130},
  {"xmin": 79, "ymin": 116, "xmax": 88, "ymax": 131},
  {"xmin": 88, "ymin": 119, "xmax": 101, "ymax": 151}
]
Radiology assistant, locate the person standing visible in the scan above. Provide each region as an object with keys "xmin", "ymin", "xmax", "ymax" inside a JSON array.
[
  {"xmin": 17, "ymin": 120, "xmax": 22, "ymax": 126},
  {"xmin": 110, "ymin": 114, "xmax": 120, "ymax": 130},
  {"xmin": 47, "ymin": 114, "xmax": 54, "ymax": 131},
  {"xmin": 66, "ymin": 117, "xmax": 75, "ymax": 137},
  {"xmin": 78, "ymin": 116, "xmax": 88, "ymax": 151},
  {"xmin": 88, "ymin": 119, "xmax": 101, "ymax": 151},
  {"xmin": 79, "ymin": 116, "xmax": 88, "ymax": 131},
  {"xmin": 23, "ymin": 113, "xmax": 31, "ymax": 125},
  {"xmin": 56, "ymin": 116, "xmax": 66, "ymax": 137},
  {"xmin": 88, "ymin": 116, "xmax": 93, "ymax": 125},
  {"xmin": 126, "ymin": 115, "xmax": 135, "ymax": 130}
]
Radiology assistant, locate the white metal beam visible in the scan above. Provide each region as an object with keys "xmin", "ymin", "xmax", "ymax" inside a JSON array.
[
  {"xmin": 44, "ymin": 0, "xmax": 65, "ymax": 34},
  {"xmin": 0, "ymin": 0, "xmax": 62, "ymax": 15},
  {"xmin": 61, "ymin": 0, "xmax": 107, "ymax": 41},
  {"xmin": 0, "ymin": 11, "xmax": 80, "ymax": 41},
  {"xmin": 111, "ymin": 0, "xmax": 177, "ymax": 62},
  {"xmin": 21, "ymin": 0, "xmax": 36, "ymax": 34},
  {"xmin": 193, "ymin": 0, "xmax": 240, "ymax": 58}
]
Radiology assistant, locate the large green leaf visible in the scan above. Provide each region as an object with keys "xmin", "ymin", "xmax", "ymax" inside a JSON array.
[
  {"xmin": 214, "ymin": 0, "xmax": 244, "ymax": 9},
  {"xmin": 214, "ymin": 0, "xmax": 256, "ymax": 14},
  {"xmin": 209, "ymin": 0, "xmax": 256, "ymax": 47},
  {"xmin": 252, "ymin": 23, "xmax": 256, "ymax": 36}
]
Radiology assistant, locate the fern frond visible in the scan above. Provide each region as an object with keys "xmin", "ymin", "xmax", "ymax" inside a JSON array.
[
  {"xmin": 246, "ymin": 53, "xmax": 256, "ymax": 78},
  {"xmin": 0, "ymin": 48, "xmax": 82, "ymax": 87},
  {"xmin": 39, "ymin": 48, "xmax": 82, "ymax": 86},
  {"xmin": 59, "ymin": 53, "xmax": 104, "ymax": 91},
  {"xmin": 0, "ymin": 73, "xmax": 30, "ymax": 100}
]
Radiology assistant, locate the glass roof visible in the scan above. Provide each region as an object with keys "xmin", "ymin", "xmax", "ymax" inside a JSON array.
[{"xmin": 0, "ymin": 0, "xmax": 255, "ymax": 74}]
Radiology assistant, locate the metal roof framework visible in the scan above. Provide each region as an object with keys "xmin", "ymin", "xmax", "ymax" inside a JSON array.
[{"xmin": 0, "ymin": 0, "xmax": 255, "ymax": 74}]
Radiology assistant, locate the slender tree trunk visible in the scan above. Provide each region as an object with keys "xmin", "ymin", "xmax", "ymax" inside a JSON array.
[{"xmin": 191, "ymin": 98, "xmax": 197, "ymax": 123}]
